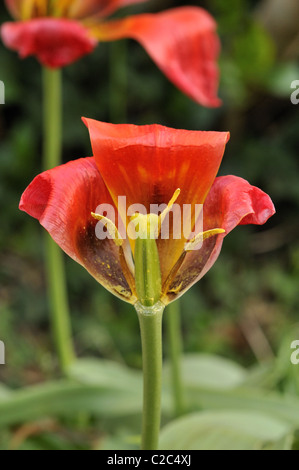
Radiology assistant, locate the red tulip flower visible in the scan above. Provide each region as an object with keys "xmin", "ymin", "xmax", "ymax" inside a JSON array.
[
  {"xmin": 1, "ymin": 0, "xmax": 221, "ymax": 106},
  {"xmin": 19, "ymin": 120, "xmax": 275, "ymax": 306}
]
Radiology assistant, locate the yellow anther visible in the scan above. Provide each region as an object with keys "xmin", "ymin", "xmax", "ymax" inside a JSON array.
[
  {"xmin": 168, "ymin": 282, "xmax": 183, "ymax": 294},
  {"xmin": 185, "ymin": 228, "xmax": 225, "ymax": 252},
  {"xmin": 91, "ymin": 213, "xmax": 123, "ymax": 247}
]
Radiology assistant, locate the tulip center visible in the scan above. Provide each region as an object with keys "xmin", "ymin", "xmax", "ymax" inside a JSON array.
[
  {"xmin": 21, "ymin": 0, "xmax": 74, "ymax": 20},
  {"xmin": 91, "ymin": 189, "xmax": 225, "ymax": 304},
  {"xmin": 127, "ymin": 188, "xmax": 181, "ymax": 307}
]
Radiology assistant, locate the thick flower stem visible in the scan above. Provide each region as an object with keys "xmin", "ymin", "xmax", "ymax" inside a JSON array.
[
  {"xmin": 135, "ymin": 301, "xmax": 164, "ymax": 450},
  {"xmin": 43, "ymin": 67, "xmax": 75, "ymax": 373},
  {"xmin": 110, "ymin": 40, "xmax": 127, "ymax": 123},
  {"xmin": 166, "ymin": 300, "xmax": 185, "ymax": 416}
]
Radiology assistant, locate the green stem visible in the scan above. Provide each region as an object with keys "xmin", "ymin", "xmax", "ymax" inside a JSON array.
[
  {"xmin": 43, "ymin": 67, "xmax": 75, "ymax": 373},
  {"xmin": 135, "ymin": 301, "xmax": 164, "ymax": 450},
  {"xmin": 109, "ymin": 40, "xmax": 128, "ymax": 123},
  {"xmin": 43, "ymin": 68, "xmax": 62, "ymax": 169},
  {"xmin": 166, "ymin": 300, "xmax": 185, "ymax": 416}
]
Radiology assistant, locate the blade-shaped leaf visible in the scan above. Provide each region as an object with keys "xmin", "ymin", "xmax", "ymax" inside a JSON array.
[
  {"xmin": 159, "ymin": 410, "xmax": 292, "ymax": 450},
  {"xmin": 164, "ymin": 354, "xmax": 247, "ymax": 390},
  {"xmin": 0, "ymin": 383, "xmax": 10, "ymax": 398},
  {"xmin": 0, "ymin": 381, "xmax": 142, "ymax": 428},
  {"xmin": 68, "ymin": 358, "xmax": 142, "ymax": 392},
  {"xmin": 187, "ymin": 388, "xmax": 299, "ymax": 426}
]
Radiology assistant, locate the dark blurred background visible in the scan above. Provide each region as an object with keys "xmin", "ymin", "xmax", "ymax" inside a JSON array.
[{"xmin": 0, "ymin": 0, "xmax": 298, "ymax": 390}]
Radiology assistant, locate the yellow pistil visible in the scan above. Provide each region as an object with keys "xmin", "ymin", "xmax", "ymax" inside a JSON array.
[
  {"xmin": 91, "ymin": 213, "xmax": 123, "ymax": 247},
  {"xmin": 129, "ymin": 188, "xmax": 181, "ymax": 241},
  {"xmin": 129, "ymin": 213, "xmax": 158, "ymax": 240}
]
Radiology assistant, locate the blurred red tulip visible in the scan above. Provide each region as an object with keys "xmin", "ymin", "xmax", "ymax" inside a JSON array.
[
  {"xmin": 19, "ymin": 120, "xmax": 275, "ymax": 305},
  {"xmin": 1, "ymin": 0, "xmax": 221, "ymax": 106}
]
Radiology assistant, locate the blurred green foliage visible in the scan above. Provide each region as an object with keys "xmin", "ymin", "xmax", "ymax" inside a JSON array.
[{"xmin": 0, "ymin": 0, "xmax": 299, "ymax": 450}]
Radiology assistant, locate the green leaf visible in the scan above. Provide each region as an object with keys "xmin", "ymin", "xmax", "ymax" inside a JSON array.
[
  {"xmin": 98, "ymin": 434, "xmax": 139, "ymax": 450},
  {"xmin": 267, "ymin": 62, "xmax": 299, "ymax": 98},
  {"xmin": 233, "ymin": 22, "xmax": 275, "ymax": 85},
  {"xmin": 187, "ymin": 387, "xmax": 299, "ymax": 427},
  {"xmin": 159, "ymin": 410, "xmax": 292, "ymax": 450},
  {"xmin": 68, "ymin": 358, "xmax": 142, "ymax": 392},
  {"xmin": 0, "ymin": 384, "xmax": 10, "ymax": 399},
  {"xmin": 262, "ymin": 434, "xmax": 294, "ymax": 450},
  {"xmin": 1, "ymin": 356, "xmax": 299, "ymax": 436},
  {"xmin": 272, "ymin": 325, "xmax": 299, "ymax": 394},
  {"xmin": 0, "ymin": 359, "xmax": 174, "ymax": 429},
  {"xmin": 240, "ymin": 362, "xmax": 279, "ymax": 389},
  {"xmin": 164, "ymin": 354, "xmax": 247, "ymax": 391},
  {"xmin": 0, "ymin": 381, "xmax": 143, "ymax": 428}
]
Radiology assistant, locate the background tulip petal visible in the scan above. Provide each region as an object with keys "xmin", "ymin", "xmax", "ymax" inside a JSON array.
[
  {"xmin": 1, "ymin": 18, "xmax": 97, "ymax": 68},
  {"xmin": 19, "ymin": 157, "xmax": 136, "ymax": 303},
  {"xmin": 4, "ymin": 0, "xmax": 23, "ymax": 19},
  {"xmin": 70, "ymin": 0, "xmax": 147, "ymax": 19},
  {"xmin": 91, "ymin": 7, "xmax": 221, "ymax": 107},
  {"xmin": 83, "ymin": 118, "xmax": 229, "ymax": 280},
  {"xmin": 165, "ymin": 176, "xmax": 276, "ymax": 303}
]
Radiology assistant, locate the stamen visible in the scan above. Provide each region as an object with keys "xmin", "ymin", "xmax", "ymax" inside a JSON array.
[
  {"xmin": 52, "ymin": 0, "xmax": 73, "ymax": 17},
  {"xmin": 158, "ymin": 188, "xmax": 181, "ymax": 231},
  {"xmin": 185, "ymin": 228, "xmax": 225, "ymax": 252},
  {"xmin": 22, "ymin": 0, "xmax": 36, "ymax": 19},
  {"xmin": 92, "ymin": 212, "xmax": 136, "ymax": 297},
  {"xmin": 162, "ymin": 228, "xmax": 225, "ymax": 300},
  {"xmin": 36, "ymin": 0, "xmax": 48, "ymax": 15},
  {"xmin": 22, "ymin": 0, "xmax": 48, "ymax": 19},
  {"xmin": 91, "ymin": 212, "xmax": 123, "ymax": 247},
  {"xmin": 161, "ymin": 251, "xmax": 187, "ymax": 299},
  {"xmin": 168, "ymin": 282, "xmax": 183, "ymax": 294},
  {"xmin": 118, "ymin": 246, "xmax": 137, "ymax": 298},
  {"xmin": 128, "ymin": 188, "xmax": 181, "ymax": 241}
]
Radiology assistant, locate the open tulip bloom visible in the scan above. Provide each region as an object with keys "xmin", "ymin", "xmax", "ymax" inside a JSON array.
[
  {"xmin": 1, "ymin": 0, "xmax": 221, "ymax": 106},
  {"xmin": 20, "ymin": 119, "xmax": 275, "ymax": 449}
]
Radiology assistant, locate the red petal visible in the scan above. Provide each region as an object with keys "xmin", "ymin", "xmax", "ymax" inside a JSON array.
[
  {"xmin": 91, "ymin": 7, "xmax": 221, "ymax": 107},
  {"xmin": 1, "ymin": 18, "xmax": 97, "ymax": 68},
  {"xmin": 166, "ymin": 176, "xmax": 276, "ymax": 302},
  {"xmin": 19, "ymin": 157, "xmax": 136, "ymax": 303},
  {"xmin": 83, "ymin": 118, "xmax": 229, "ymax": 279},
  {"xmin": 84, "ymin": 118, "xmax": 229, "ymax": 211},
  {"xmin": 71, "ymin": 0, "xmax": 147, "ymax": 19}
]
